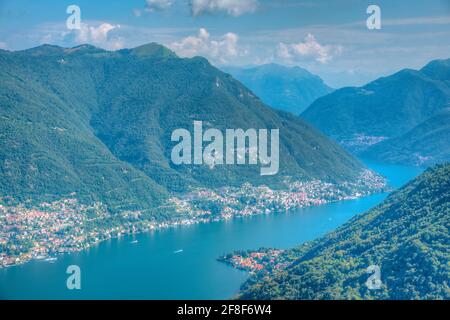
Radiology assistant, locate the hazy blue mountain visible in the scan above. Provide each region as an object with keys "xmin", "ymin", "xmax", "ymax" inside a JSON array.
[
  {"xmin": 238, "ymin": 164, "xmax": 450, "ymax": 300},
  {"xmin": 224, "ymin": 64, "xmax": 333, "ymax": 114},
  {"xmin": 301, "ymin": 59, "xmax": 450, "ymax": 155},
  {"xmin": 362, "ymin": 108, "xmax": 450, "ymax": 166},
  {"xmin": 0, "ymin": 43, "xmax": 367, "ymax": 213}
]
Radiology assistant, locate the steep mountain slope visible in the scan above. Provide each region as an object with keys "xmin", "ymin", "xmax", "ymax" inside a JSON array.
[
  {"xmin": 237, "ymin": 164, "xmax": 450, "ymax": 300},
  {"xmin": 0, "ymin": 44, "xmax": 167, "ymax": 212},
  {"xmin": 224, "ymin": 64, "xmax": 332, "ymax": 114},
  {"xmin": 301, "ymin": 59, "xmax": 450, "ymax": 154},
  {"xmin": 362, "ymin": 108, "xmax": 450, "ymax": 166},
  {"xmin": 0, "ymin": 43, "xmax": 369, "ymax": 211}
]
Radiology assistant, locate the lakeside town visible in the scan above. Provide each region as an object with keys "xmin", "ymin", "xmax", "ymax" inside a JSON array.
[
  {"xmin": 340, "ymin": 133, "xmax": 389, "ymax": 153},
  {"xmin": 0, "ymin": 169, "xmax": 386, "ymax": 268},
  {"xmin": 218, "ymin": 248, "xmax": 290, "ymax": 274},
  {"xmin": 168, "ymin": 169, "xmax": 387, "ymax": 219}
]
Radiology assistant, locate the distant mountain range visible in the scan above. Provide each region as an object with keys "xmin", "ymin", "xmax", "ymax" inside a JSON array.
[
  {"xmin": 302, "ymin": 59, "xmax": 450, "ymax": 166},
  {"xmin": 0, "ymin": 43, "xmax": 368, "ymax": 213},
  {"xmin": 237, "ymin": 163, "xmax": 450, "ymax": 300},
  {"xmin": 224, "ymin": 64, "xmax": 333, "ymax": 114}
]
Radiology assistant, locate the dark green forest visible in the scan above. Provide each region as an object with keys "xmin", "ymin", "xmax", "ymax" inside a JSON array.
[
  {"xmin": 238, "ymin": 164, "xmax": 450, "ymax": 300},
  {"xmin": 0, "ymin": 43, "xmax": 367, "ymax": 214},
  {"xmin": 362, "ymin": 108, "xmax": 450, "ymax": 166},
  {"xmin": 301, "ymin": 59, "xmax": 450, "ymax": 165}
]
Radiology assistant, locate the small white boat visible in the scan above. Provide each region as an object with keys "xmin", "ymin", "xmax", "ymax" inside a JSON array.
[
  {"xmin": 44, "ymin": 257, "xmax": 57, "ymax": 262},
  {"xmin": 173, "ymin": 249, "xmax": 183, "ymax": 254},
  {"xmin": 130, "ymin": 240, "xmax": 139, "ymax": 244}
]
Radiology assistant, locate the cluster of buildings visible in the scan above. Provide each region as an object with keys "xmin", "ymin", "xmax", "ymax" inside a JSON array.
[
  {"xmin": 0, "ymin": 197, "xmax": 204, "ymax": 268},
  {"xmin": 219, "ymin": 249, "xmax": 288, "ymax": 273},
  {"xmin": 1, "ymin": 169, "xmax": 386, "ymax": 268},
  {"xmin": 0, "ymin": 199, "xmax": 110, "ymax": 267},
  {"xmin": 169, "ymin": 170, "xmax": 386, "ymax": 220},
  {"xmin": 340, "ymin": 134, "xmax": 389, "ymax": 153}
]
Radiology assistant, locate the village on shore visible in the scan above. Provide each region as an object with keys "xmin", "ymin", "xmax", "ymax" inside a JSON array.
[
  {"xmin": 218, "ymin": 248, "xmax": 289, "ymax": 274},
  {"xmin": 0, "ymin": 169, "xmax": 386, "ymax": 268}
]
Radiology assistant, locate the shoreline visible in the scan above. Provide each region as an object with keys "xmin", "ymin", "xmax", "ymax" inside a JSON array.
[
  {"xmin": 0, "ymin": 192, "xmax": 387, "ymax": 270},
  {"xmin": 0, "ymin": 172, "xmax": 388, "ymax": 269}
]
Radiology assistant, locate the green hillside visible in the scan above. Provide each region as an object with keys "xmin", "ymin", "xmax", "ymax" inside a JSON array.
[
  {"xmin": 362, "ymin": 108, "xmax": 450, "ymax": 166},
  {"xmin": 301, "ymin": 59, "xmax": 450, "ymax": 154},
  {"xmin": 0, "ymin": 45, "xmax": 167, "ymax": 212},
  {"xmin": 0, "ymin": 43, "xmax": 369, "ymax": 212},
  {"xmin": 238, "ymin": 164, "xmax": 450, "ymax": 300}
]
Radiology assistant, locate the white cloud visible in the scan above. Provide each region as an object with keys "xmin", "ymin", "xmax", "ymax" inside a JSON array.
[
  {"xmin": 277, "ymin": 33, "xmax": 342, "ymax": 64},
  {"xmin": 0, "ymin": 41, "xmax": 8, "ymax": 49},
  {"xmin": 170, "ymin": 28, "xmax": 243, "ymax": 64},
  {"xmin": 145, "ymin": 0, "xmax": 173, "ymax": 12},
  {"xmin": 190, "ymin": 0, "xmax": 258, "ymax": 17},
  {"xmin": 75, "ymin": 23, "xmax": 123, "ymax": 50}
]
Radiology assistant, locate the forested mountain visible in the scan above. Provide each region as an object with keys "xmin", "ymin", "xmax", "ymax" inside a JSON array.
[
  {"xmin": 362, "ymin": 108, "xmax": 450, "ymax": 166},
  {"xmin": 301, "ymin": 59, "xmax": 450, "ymax": 156},
  {"xmin": 224, "ymin": 64, "xmax": 332, "ymax": 114},
  {"xmin": 0, "ymin": 43, "xmax": 367, "ymax": 212},
  {"xmin": 237, "ymin": 164, "xmax": 450, "ymax": 300},
  {"xmin": 0, "ymin": 44, "xmax": 168, "ymax": 211}
]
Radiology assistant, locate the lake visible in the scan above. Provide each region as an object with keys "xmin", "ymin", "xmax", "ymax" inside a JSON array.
[{"xmin": 0, "ymin": 162, "xmax": 422, "ymax": 299}]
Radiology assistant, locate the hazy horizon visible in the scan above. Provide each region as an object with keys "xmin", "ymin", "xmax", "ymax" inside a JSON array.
[{"xmin": 1, "ymin": 0, "xmax": 449, "ymax": 87}]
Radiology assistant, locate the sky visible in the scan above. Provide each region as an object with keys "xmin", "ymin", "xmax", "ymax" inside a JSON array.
[{"xmin": 0, "ymin": 0, "xmax": 449, "ymax": 87}]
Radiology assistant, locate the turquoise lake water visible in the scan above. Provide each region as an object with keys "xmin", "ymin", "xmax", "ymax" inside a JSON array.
[{"xmin": 0, "ymin": 162, "xmax": 422, "ymax": 299}]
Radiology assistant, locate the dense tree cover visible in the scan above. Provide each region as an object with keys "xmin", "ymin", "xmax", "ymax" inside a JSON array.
[
  {"xmin": 0, "ymin": 43, "xmax": 366, "ymax": 214},
  {"xmin": 301, "ymin": 59, "xmax": 450, "ymax": 162},
  {"xmin": 0, "ymin": 44, "xmax": 167, "ymax": 213},
  {"xmin": 362, "ymin": 108, "xmax": 450, "ymax": 166},
  {"xmin": 238, "ymin": 164, "xmax": 450, "ymax": 300},
  {"xmin": 224, "ymin": 64, "xmax": 333, "ymax": 114}
]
